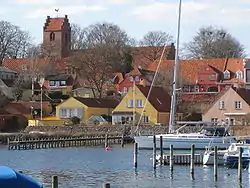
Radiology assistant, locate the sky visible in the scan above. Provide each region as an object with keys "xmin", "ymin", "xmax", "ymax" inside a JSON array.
[{"xmin": 1, "ymin": 0, "xmax": 250, "ymax": 56}]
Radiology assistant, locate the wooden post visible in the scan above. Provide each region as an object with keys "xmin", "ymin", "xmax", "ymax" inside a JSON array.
[
  {"xmin": 214, "ymin": 146, "xmax": 218, "ymax": 182},
  {"xmin": 160, "ymin": 136, "xmax": 163, "ymax": 165},
  {"xmin": 153, "ymin": 135, "xmax": 156, "ymax": 169},
  {"xmin": 134, "ymin": 143, "xmax": 138, "ymax": 168},
  {"xmin": 103, "ymin": 183, "xmax": 110, "ymax": 188},
  {"xmin": 121, "ymin": 134, "xmax": 124, "ymax": 148},
  {"xmin": 52, "ymin": 175, "xmax": 58, "ymax": 188},
  {"xmin": 105, "ymin": 134, "xmax": 108, "ymax": 148},
  {"xmin": 190, "ymin": 144, "xmax": 195, "ymax": 179},
  {"xmin": 238, "ymin": 147, "xmax": 243, "ymax": 182},
  {"xmin": 170, "ymin": 144, "xmax": 173, "ymax": 172}
]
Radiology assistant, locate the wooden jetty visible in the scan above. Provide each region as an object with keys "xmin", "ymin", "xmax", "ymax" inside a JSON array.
[
  {"xmin": 157, "ymin": 153, "xmax": 204, "ymax": 165},
  {"xmin": 7, "ymin": 135, "xmax": 129, "ymax": 150}
]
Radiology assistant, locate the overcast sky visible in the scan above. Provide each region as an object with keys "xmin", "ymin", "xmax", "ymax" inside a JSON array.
[{"xmin": 1, "ymin": 0, "xmax": 250, "ymax": 56}]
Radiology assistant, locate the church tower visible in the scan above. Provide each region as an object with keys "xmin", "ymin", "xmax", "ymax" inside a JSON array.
[{"xmin": 43, "ymin": 15, "xmax": 71, "ymax": 58}]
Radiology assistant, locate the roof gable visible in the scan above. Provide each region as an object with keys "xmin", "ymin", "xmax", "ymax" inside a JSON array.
[
  {"xmin": 232, "ymin": 87, "xmax": 250, "ymax": 105},
  {"xmin": 136, "ymin": 85, "xmax": 171, "ymax": 112}
]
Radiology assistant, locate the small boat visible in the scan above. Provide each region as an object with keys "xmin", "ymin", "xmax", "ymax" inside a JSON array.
[
  {"xmin": 105, "ymin": 146, "xmax": 111, "ymax": 151},
  {"xmin": 203, "ymin": 148, "xmax": 228, "ymax": 165},
  {"xmin": 224, "ymin": 144, "xmax": 250, "ymax": 168},
  {"xmin": 203, "ymin": 142, "xmax": 250, "ymax": 166}
]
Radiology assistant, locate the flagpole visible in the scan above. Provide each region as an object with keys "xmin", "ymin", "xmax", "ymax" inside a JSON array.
[{"xmin": 169, "ymin": 0, "xmax": 182, "ymax": 133}]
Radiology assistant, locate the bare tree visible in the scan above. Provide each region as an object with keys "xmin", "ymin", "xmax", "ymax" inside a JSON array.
[
  {"xmin": 183, "ymin": 26, "xmax": 246, "ymax": 59},
  {"xmin": 70, "ymin": 22, "xmax": 133, "ymax": 98},
  {"xmin": 71, "ymin": 23, "xmax": 88, "ymax": 50},
  {"xmin": 138, "ymin": 31, "xmax": 174, "ymax": 62},
  {"xmin": 0, "ymin": 21, "xmax": 32, "ymax": 63}
]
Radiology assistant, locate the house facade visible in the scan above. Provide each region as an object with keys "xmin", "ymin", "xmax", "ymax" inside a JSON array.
[
  {"xmin": 202, "ymin": 87, "xmax": 250, "ymax": 126},
  {"xmin": 56, "ymin": 97, "xmax": 119, "ymax": 123},
  {"xmin": 112, "ymin": 85, "xmax": 173, "ymax": 125}
]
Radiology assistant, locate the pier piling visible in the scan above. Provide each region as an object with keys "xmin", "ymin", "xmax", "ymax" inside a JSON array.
[
  {"xmin": 102, "ymin": 183, "xmax": 111, "ymax": 188},
  {"xmin": 238, "ymin": 147, "xmax": 243, "ymax": 182},
  {"xmin": 153, "ymin": 135, "xmax": 156, "ymax": 169},
  {"xmin": 52, "ymin": 175, "xmax": 58, "ymax": 188},
  {"xmin": 134, "ymin": 143, "xmax": 138, "ymax": 168},
  {"xmin": 190, "ymin": 144, "xmax": 195, "ymax": 180},
  {"xmin": 170, "ymin": 144, "xmax": 174, "ymax": 172},
  {"xmin": 214, "ymin": 146, "xmax": 218, "ymax": 182},
  {"xmin": 160, "ymin": 136, "xmax": 163, "ymax": 165}
]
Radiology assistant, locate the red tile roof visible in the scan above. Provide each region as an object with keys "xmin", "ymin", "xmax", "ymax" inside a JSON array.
[
  {"xmin": 146, "ymin": 59, "xmax": 229, "ymax": 84},
  {"xmin": 222, "ymin": 58, "xmax": 245, "ymax": 83},
  {"xmin": 3, "ymin": 58, "xmax": 68, "ymax": 74},
  {"xmin": 44, "ymin": 17, "xmax": 65, "ymax": 31},
  {"xmin": 137, "ymin": 85, "xmax": 171, "ymax": 112},
  {"xmin": 74, "ymin": 97, "xmax": 119, "ymax": 108}
]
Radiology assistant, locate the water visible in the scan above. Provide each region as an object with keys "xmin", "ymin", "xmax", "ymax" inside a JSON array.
[{"xmin": 0, "ymin": 145, "xmax": 250, "ymax": 188}]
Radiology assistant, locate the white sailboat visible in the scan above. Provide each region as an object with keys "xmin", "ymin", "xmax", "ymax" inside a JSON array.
[{"xmin": 134, "ymin": 0, "xmax": 236, "ymax": 150}]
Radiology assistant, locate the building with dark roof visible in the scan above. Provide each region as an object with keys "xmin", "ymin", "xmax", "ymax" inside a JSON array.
[{"xmin": 112, "ymin": 84, "xmax": 181, "ymax": 126}]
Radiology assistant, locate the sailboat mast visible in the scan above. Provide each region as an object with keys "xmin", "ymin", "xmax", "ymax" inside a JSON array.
[{"xmin": 169, "ymin": 0, "xmax": 182, "ymax": 133}]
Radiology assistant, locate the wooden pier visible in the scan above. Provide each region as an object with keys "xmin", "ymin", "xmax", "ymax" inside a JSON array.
[
  {"xmin": 157, "ymin": 153, "xmax": 204, "ymax": 165},
  {"xmin": 7, "ymin": 135, "xmax": 129, "ymax": 150}
]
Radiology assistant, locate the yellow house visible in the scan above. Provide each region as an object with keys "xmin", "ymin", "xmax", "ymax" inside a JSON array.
[
  {"xmin": 112, "ymin": 85, "xmax": 172, "ymax": 125},
  {"xmin": 56, "ymin": 97, "xmax": 119, "ymax": 123}
]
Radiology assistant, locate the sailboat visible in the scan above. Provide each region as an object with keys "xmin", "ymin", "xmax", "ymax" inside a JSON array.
[{"xmin": 133, "ymin": 0, "xmax": 236, "ymax": 150}]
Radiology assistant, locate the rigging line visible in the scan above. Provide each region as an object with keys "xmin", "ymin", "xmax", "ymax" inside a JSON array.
[{"xmin": 134, "ymin": 44, "xmax": 169, "ymax": 134}]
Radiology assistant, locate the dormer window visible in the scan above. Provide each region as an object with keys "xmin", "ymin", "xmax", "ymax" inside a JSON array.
[
  {"xmin": 236, "ymin": 71, "xmax": 243, "ymax": 79},
  {"xmin": 50, "ymin": 32, "xmax": 55, "ymax": 41},
  {"xmin": 129, "ymin": 76, "xmax": 134, "ymax": 82},
  {"xmin": 223, "ymin": 70, "xmax": 230, "ymax": 79}
]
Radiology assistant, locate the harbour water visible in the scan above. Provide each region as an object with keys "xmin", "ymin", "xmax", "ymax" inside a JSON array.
[{"xmin": 0, "ymin": 145, "xmax": 250, "ymax": 188}]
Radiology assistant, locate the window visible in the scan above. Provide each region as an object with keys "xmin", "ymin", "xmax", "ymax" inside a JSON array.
[
  {"xmin": 218, "ymin": 101, "xmax": 225, "ymax": 109},
  {"xmin": 49, "ymin": 81, "xmax": 55, "ymax": 86},
  {"xmin": 223, "ymin": 70, "xmax": 230, "ymax": 79},
  {"xmin": 235, "ymin": 101, "xmax": 242, "ymax": 109},
  {"xmin": 61, "ymin": 81, "xmax": 66, "ymax": 86},
  {"xmin": 129, "ymin": 76, "xmax": 134, "ymax": 82},
  {"xmin": 135, "ymin": 76, "xmax": 140, "ymax": 82},
  {"xmin": 122, "ymin": 87, "xmax": 128, "ymax": 93},
  {"xmin": 211, "ymin": 118, "xmax": 218, "ymax": 125},
  {"xmin": 59, "ymin": 108, "xmax": 82, "ymax": 118},
  {"xmin": 21, "ymin": 64, "xmax": 27, "ymax": 71},
  {"xmin": 55, "ymin": 81, "xmax": 60, "ymax": 86},
  {"xmin": 194, "ymin": 85, "xmax": 199, "ymax": 92},
  {"xmin": 136, "ymin": 100, "xmax": 143, "ymax": 108},
  {"xmin": 209, "ymin": 74, "xmax": 216, "ymax": 81},
  {"xmin": 127, "ymin": 100, "xmax": 134, "ymax": 108},
  {"xmin": 236, "ymin": 71, "xmax": 243, "ymax": 79},
  {"xmin": 143, "ymin": 116, "xmax": 150, "ymax": 123},
  {"xmin": 50, "ymin": 32, "xmax": 55, "ymax": 41}
]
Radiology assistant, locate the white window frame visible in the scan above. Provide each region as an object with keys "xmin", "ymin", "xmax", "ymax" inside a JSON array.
[
  {"xmin": 135, "ymin": 76, "xmax": 140, "ymax": 82},
  {"xmin": 223, "ymin": 70, "xmax": 230, "ymax": 79},
  {"xmin": 129, "ymin": 76, "xmax": 134, "ymax": 82},
  {"xmin": 211, "ymin": 118, "xmax": 218, "ymax": 125},
  {"xmin": 235, "ymin": 101, "xmax": 242, "ymax": 109},
  {"xmin": 136, "ymin": 100, "xmax": 143, "ymax": 108},
  {"xmin": 219, "ymin": 101, "xmax": 225, "ymax": 109},
  {"xmin": 143, "ymin": 116, "xmax": 150, "ymax": 124},
  {"xmin": 122, "ymin": 87, "xmax": 128, "ymax": 93},
  {"xmin": 236, "ymin": 71, "xmax": 243, "ymax": 79},
  {"xmin": 127, "ymin": 100, "xmax": 134, "ymax": 108},
  {"xmin": 194, "ymin": 85, "xmax": 199, "ymax": 92}
]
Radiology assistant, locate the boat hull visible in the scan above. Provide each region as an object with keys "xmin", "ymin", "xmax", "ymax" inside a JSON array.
[
  {"xmin": 224, "ymin": 155, "xmax": 250, "ymax": 168},
  {"xmin": 134, "ymin": 135, "xmax": 236, "ymax": 150},
  {"xmin": 203, "ymin": 150, "xmax": 227, "ymax": 165}
]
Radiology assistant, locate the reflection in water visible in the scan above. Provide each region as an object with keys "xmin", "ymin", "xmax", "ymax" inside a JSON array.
[{"xmin": 0, "ymin": 146, "xmax": 250, "ymax": 188}]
